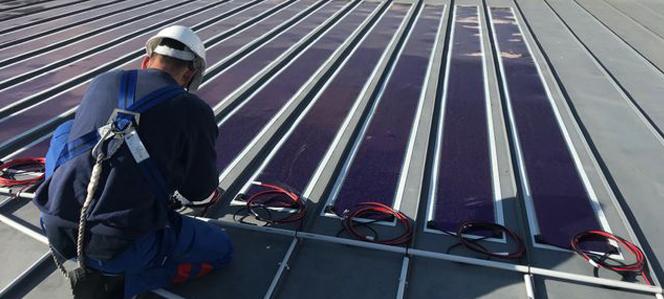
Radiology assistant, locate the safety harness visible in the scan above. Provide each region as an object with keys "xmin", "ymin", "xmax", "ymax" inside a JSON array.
[{"xmin": 48, "ymin": 70, "xmax": 185, "ymax": 297}]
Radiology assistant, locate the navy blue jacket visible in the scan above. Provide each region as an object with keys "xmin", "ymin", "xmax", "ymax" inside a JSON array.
[{"xmin": 33, "ymin": 69, "xmax": 219, "ymax": 260}]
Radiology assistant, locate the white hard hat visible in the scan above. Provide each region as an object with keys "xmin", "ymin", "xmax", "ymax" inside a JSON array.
[{"xmin": 146, "ymin": 25, "xmax": 206, "ymax": 92}]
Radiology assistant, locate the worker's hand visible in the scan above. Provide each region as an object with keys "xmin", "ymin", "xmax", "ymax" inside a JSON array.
[
  {"xmin": 171, "ymin": 187, "xmax": 222, "ymax": 206},
  {"xmin": 203, "ymin": 187, "xmax": 222, "ymax": 203}
]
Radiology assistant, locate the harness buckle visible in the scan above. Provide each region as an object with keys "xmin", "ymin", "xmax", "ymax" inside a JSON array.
[
  {"xmin": 90, "ymin": 109, "xmax": 141, "ymax": 162},
  {"xmin": 108, "ymin": 108, "xmax": 141, "ymax": 131}
]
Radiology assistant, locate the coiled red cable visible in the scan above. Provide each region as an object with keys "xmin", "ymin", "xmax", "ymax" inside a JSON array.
[
  {"xmin": 340, "ymin": 202, "xmax": 412, "ymax": 246},
  {"xmin": 0, "ymin": 158, "xmax": 46, "ymax": 187},
  {"xmin": 571, "ymin": 230, "xmax": 652, "ymax": 285},
  {"xmin": 244, "ymin": 183, "xmax": 306, "ymax": 225}
]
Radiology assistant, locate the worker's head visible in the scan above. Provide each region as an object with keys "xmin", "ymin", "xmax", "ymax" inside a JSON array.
[{"xmin": 144, "ymin": 26, "xmax": 206, "ymax": 92}]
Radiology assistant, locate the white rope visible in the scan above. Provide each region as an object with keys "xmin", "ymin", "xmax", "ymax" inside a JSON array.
[{"xmin": 76, "ymin": 154, "xmax": 104, "ymax": 269}]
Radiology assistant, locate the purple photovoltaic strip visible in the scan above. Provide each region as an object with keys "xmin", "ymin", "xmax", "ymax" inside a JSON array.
[
  {"xmin": 214, "ymin": 1, "xmax": 380, "ymax": 172},
  {"xmin": 7, "ymin": 138, "xmax": 50, "ymax": 159},
  {"xmin": 197, "ymin": 0, "xmax": 347, "ymax": 107},
  {"xmin": 0, "ymin": 0, "xmax": 297, "ymax": 145},
  {"xmin": 431, "ymin": 6, "xmax": 493, "ymax": 232},
  {"xmin": 0, "ymin": 0, "xmax": 118, "ymax": 32},
  {"xmin": 0, "ymin": 0, "xmax": 158, "ymax": 47},
  {"xmin": 332, "ymin": 5, "xmax": 442, "ymax": 214},
  {"xmin": 0, "ymin": 0, "xmax": 46, "ymax": 11},
  {"xmin": 243, "ymin": 3, "xmax": 412, "ymax": 198},
  {"xmin": 0, "ymin": 0, "xmax": 206, "ymax": 80},
  {"xmin": 0, "ymin": 0, "xmax": 71, "ymax": 16},
  {"xmin": 0, "ymin": 0, "xmax": 85, "ymax": 21},
  {"xmin": 2, "ymin": 0, "xmax": 345, "ymax": 161},
  {"xmin": 491, "ymin": 7, "xmax": 601, "ymax": 248}
]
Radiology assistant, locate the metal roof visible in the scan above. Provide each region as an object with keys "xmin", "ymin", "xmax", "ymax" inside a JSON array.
[{"xmin": 1, "ymin": 0, "xmax": 664, "ymax": 298}]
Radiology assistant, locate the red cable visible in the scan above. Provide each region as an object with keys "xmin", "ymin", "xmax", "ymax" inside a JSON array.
[
  {"xmin": 245, "ymin": 183, "xmax": 306, "ymax": 224},
  {"xmin": 0, "ymin": 157, "xmax": 46, "ymax": 187},
  {"xmin": 199, "ymin": 187, "xmax": 222, "ymax": 217},
  {"xmin": 571, "ymin": 230, "xmax": 652, "ymax": 285},
  {"xmin": 341, "ymin": 202, "xmax": 412, "ymax": 246},
  {"xmin": 456, "ymin": 221, "xmax": 525, "ymax": 260}
]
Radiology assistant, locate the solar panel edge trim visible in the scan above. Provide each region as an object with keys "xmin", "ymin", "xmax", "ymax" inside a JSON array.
[
  {"xmin": 488, "ymin": 6, "xmax": 612, "ymax": 251},
  {"xmin": 0, "ymin": 0, "xmax": 293, "ymax": 156},
  {"xmin": 0, "ymin": 0, "xmax": 125, "ymax": 37},
  {"xmin": 207, "ymin": 0, "xmax": 356, "ymax": 116},
  {"xmin": 510, "ymin": 0, "xmax": 664, "ymax": 282},
  {"xmin": 0, "ymin": 0, "xmax": 197, "ymax": 70},
  {"xmin": 224, "ymin": 1, "xmax": 419, "ymax": 214},
  {"xmin": 0, "ymin": 0, "xmax": 243, "ymax": 119},
  {"xmin": 0, "ymin": 0, "xmax": 349, "ymax": 186},
  {"xmin": 214, "ymin": 1, "xmax": 390, "ymax": 190},
  {"xmin": 320, "ymin": 3, "xmax": 417, "ymax": 212},
  {"xmin": 423, "ymin": 5, "xmax": 507, "ymax": 242},
  {"xmin": 293, "ymin": 1, "xmax": 428, "ymax": 210},
  {"xmin": 323, "ymin": 2, "xmax": 439, "ymax": 217}
]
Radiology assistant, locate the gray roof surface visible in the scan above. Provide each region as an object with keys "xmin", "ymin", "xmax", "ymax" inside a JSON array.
[{"xmin": 1, "ymin": 0, "xmax": 664, "ymax": 298}]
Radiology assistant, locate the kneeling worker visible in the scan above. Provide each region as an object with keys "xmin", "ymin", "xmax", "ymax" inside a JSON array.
[{"xmin": 33, "ymin": 25, "xmax": 232, "ymax": 298}]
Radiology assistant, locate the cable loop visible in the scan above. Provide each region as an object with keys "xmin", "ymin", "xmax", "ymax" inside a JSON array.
[
  {"xmin": 0, "ymin": 157, "xmax": 46, "ymax": 187},
  {"xmin": 571, "ymin": 230, "xmax": 652, "ymax": 285},
  {"xmin": 233, "ymin": 183, "xmax": 306, "ymax": 226},
  {"xmin": 455, "ymin": 221, "xmax": 525, "ymax": 260},
  {"xmin": 338, "ymin": 202, "xmax": 412, "ymax": 246}
]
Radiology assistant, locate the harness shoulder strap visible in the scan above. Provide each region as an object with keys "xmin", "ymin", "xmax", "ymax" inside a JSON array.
[{"xmin": 53, "ymin": 70, "xmax": 185, "ymax": 174}]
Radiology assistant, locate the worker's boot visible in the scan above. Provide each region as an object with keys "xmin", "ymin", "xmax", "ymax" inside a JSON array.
[{"xmin": 69, "ymin": 267, "xmax": 124, "ymax": 299}]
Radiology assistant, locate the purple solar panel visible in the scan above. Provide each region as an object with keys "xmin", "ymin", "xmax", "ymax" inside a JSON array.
[
  {"xmin": 0, "ymin": 0, "xmax": 162, "ymax": 50},
  {"xmin": 0, "ymin": 0, "xmax": 291, "ymax": 146},
  {"xmin": 0, "ymin": 0, "xmax": 215, "ymax": 82},
  {"xmin": 0, "ymin": 0, "xmax": 206, "ymax": 98},
  {"xmin": 0, "ymin": 0, "xmax": 88, "ymax": 22},
  {"xmin": 9, "ymin": 138, "xmax": 50, "ymax": 158},
  {"xmin": 0, "ymin": 0, "xmax": 65, "ymax": 16},
  {"xmin": 0, "ymin": 0, "xmax": 45, "ymax": 11},
  {"xmin": 0, "ymin": 0, "xmax": 119, "ymax": 35},
  {"xmin": 490, "ymin": 7, "xmax": 601, "ymax": 248},
  {"xmin": 241, "ymin": 3, "xmax": 412, "ymax": 198},
  {"xmin": 1, "ymin": 0, "xmax": 344, "ymax": 159},
  {"xmin": 197, "ymin": 0, "xmax": 348, "ymax": 108},
  {"xmin": 332, "ymin": 5, "xmax": 442, "ymax": 214},
  {"xmin": 214, "ymin": 1, "xmax": 380, "ymax": 172},
  {"xmin": 430, "ymin": 6, "xmax": 494, "ymax": 232}
]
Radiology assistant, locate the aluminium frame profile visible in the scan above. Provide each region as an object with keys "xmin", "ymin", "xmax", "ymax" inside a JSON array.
[
  {"xmin": 505, "ymin": 0, "xmax": 662, "ymax": 285},
  {"xmin": 0, "ymin": 192, "xmax": 661, "ymax": 297},
  {"xmin": 202, "ymin": 217, "xmax": 664, "ymax": 296},
  {"xmin": 0, "ymin": 0, "xmax": 202, "ymax": 84},
  {"xmin": 0, "ymin": 0, "xmax": 180, "ymax": 66},
  {"xmin": 0, "ymin": 0, "xmax": 132, "ymax": 38},
  {"xmin": 229, "ymin": 0, "xmax": 415, "ymax": 209},
  {"xmin": 320, "ymin": 0, "xmax": 422, "ymax": 214},
  {"xmin": 487, "ymin": 5, "xmax": 615, "ymax": 253},
  {"xmin": 256, "ymin": 1, "xmax": 420, "ymax": 297},
  {"xmin": 0, "ymin": 0, "xmax": 259, "ymax": 122},
  {"xmin": 0, "ymin": 0, "xmax": 295, "ymax": 154},
  {"xmin": 215, "ymin": 0, "xmax": 389, "ymax": 186},
  {"xmin": 0, "ymin": 0, "xmax": 348, "ymax": 200},
  {"xmin": 0, "ymin": 196, "xmax": 181, "ymax": 298}
]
